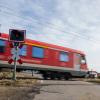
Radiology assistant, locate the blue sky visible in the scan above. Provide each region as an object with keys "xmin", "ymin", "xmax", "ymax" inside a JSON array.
[{"xmin": 0, "ymin": 0, "xmax": 100, "ymax": 72}]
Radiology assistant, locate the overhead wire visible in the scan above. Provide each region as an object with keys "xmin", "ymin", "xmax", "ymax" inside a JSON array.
[
  {"xmin": 0, "ymin": 5, "xmax": 78, "ymax": 45},
  {"xmin": 0, "ymin": 4, "xmax": 100, "ymax": 45}
]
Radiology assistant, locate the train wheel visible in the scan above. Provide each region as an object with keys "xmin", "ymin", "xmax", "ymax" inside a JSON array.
[
  {"xmin": 64, "ymin": 73, "xmax": 71, "ymax": 80},
  {"xmin": 42, "ymin": 74, "xmax": 48, "ymax": 80},
  {"xmin": 56, "ymin": 74, "xmax": 62, "ymax": 80},
  {"xmin": 64, "ymin": 76, "xmax": 69, "ymax": 80},
  {"xmin": 43, "ymin": 76, "xmax": 48, "ymax": 80},
  {"xmin": 50, "ymin": 76, "xmax": 55, "ymax": 80},
  {"xmin": 57, "ymin": 76, "xmax": 61, "ymax": 80},
  {"xmin": 50, "ymin": 73, "xmax": 55, "ymax": 80}
]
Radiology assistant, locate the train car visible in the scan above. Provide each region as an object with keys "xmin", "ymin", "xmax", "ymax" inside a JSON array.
[{"xmin": 0, "ymin": 33, "xmax": 88, "ymax": 79}]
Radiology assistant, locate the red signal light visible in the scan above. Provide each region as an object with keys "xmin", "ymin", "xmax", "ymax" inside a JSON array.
[{"xmin": 9, "ymin": 29, "xmax": 26, "ymax": 42}]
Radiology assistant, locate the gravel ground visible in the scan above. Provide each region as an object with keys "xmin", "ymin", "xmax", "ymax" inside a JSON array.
[
  {"xmin": 34, "ymin": 80, "xmax": 100, "ymax": 100},
  {"xmin": 0, "ymin": 86, "xmax": 40, "ymax": 100}
]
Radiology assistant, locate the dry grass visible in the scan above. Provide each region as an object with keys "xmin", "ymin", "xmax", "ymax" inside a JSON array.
[
  {"xmin": 0, "ymin": 72, "xmax": 12, "ymax": 79},
  {"xmin": 0, "ymin": 79, "xmax": 38, "ymax": 87},
  {"xmin": 0, "ymin": 71, "xmax": 35, "ymax": 79},
  {"xmin": 84, "ymin": 78, "xmax": 100, "ymax": 84},
  {"xmin": 0, "ymin": 72, "xmax": 38, "ymax": 86}
]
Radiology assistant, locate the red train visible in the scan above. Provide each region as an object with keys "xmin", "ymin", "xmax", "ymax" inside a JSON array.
[{"xmin": 0, "ymin": 33, "xmax": 88, "ymax": 79}]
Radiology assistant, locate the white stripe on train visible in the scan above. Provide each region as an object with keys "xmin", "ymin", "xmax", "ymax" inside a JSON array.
[{"xmin": 0, "ymin": 60, "xmax": 88, "ymax": 72}]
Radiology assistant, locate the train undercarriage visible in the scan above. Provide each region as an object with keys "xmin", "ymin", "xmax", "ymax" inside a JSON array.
[{"xmin": 0, "ymin": 62, "xmax": 87, "ymax": 80}]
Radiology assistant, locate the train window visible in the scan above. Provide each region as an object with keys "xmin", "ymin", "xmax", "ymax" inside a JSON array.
[
  {"xmin": 19, "ymin": 45, "xmax": 27, "ymax": 56},
  {"xmin": 32, "ymin": 46, "xmax": 44, "ymax": 58},
  {"xmin": 81, "ymin": 55, "xmax": 86, "ymax": 64},
  {"xmin": 0, "ymin": 40, "xmax": 6, "ymax": 53},
  {"xmin": 59, "ymin": 52, "xmax": 69, "ymax": 62}
]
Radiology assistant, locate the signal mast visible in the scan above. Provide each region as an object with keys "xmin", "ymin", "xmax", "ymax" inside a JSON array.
[{"xmin": 9, "ymin": 29, "xmax": 26, "ymax": 80}]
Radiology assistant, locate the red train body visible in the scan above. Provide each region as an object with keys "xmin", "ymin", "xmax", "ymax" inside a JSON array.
[{"xmin": 0, "ymin": 33, "xmax": 88, "ymax": 79}]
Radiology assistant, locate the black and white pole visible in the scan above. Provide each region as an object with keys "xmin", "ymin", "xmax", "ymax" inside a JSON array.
[{"xmin": 13, "ymin": 42, "xmax": 19, "ymax": 80}]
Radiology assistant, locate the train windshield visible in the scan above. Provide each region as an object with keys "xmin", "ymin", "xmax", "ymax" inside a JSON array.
[{"xmin": 81, "ymin": 55, "xmax": 86, "ymax": 64}]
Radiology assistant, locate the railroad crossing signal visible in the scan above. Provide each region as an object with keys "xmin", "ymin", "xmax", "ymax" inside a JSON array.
[
  {"xmin": 9, "ymin": 29, "xmax": 26, "ymax": 42},
  {"xmin": 8, "ymin": 29, "xmax": 26, "ymax": 80}
]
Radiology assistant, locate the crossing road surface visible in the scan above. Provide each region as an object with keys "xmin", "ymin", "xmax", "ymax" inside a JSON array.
[{"xmin": 34, "ymin": 80, "xmax": 100, "ymax": 100}]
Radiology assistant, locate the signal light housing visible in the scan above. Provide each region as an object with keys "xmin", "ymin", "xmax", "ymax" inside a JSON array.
[{"xmin": 9, "ymin": 29, "xmax": 26, "ymax": 42}]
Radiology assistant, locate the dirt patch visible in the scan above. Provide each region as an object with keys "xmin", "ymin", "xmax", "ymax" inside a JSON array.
[
  {"xmin": 0, "ymin": 78, "xmax": 41, "ymax": 100},
  {"xmin": 0, "ymin": 86, "xmax": 40, "ymax": 100}
]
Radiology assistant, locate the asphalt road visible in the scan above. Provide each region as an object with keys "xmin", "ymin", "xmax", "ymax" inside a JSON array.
[{"xmin": 34, "ymin": 80, "xmax": 100, "ymax": 100}]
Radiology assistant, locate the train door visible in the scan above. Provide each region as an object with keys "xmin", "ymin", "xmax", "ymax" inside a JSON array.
[{"xmin": 74, "ymin": 53, "xmax": 81, "ymax": 71}]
